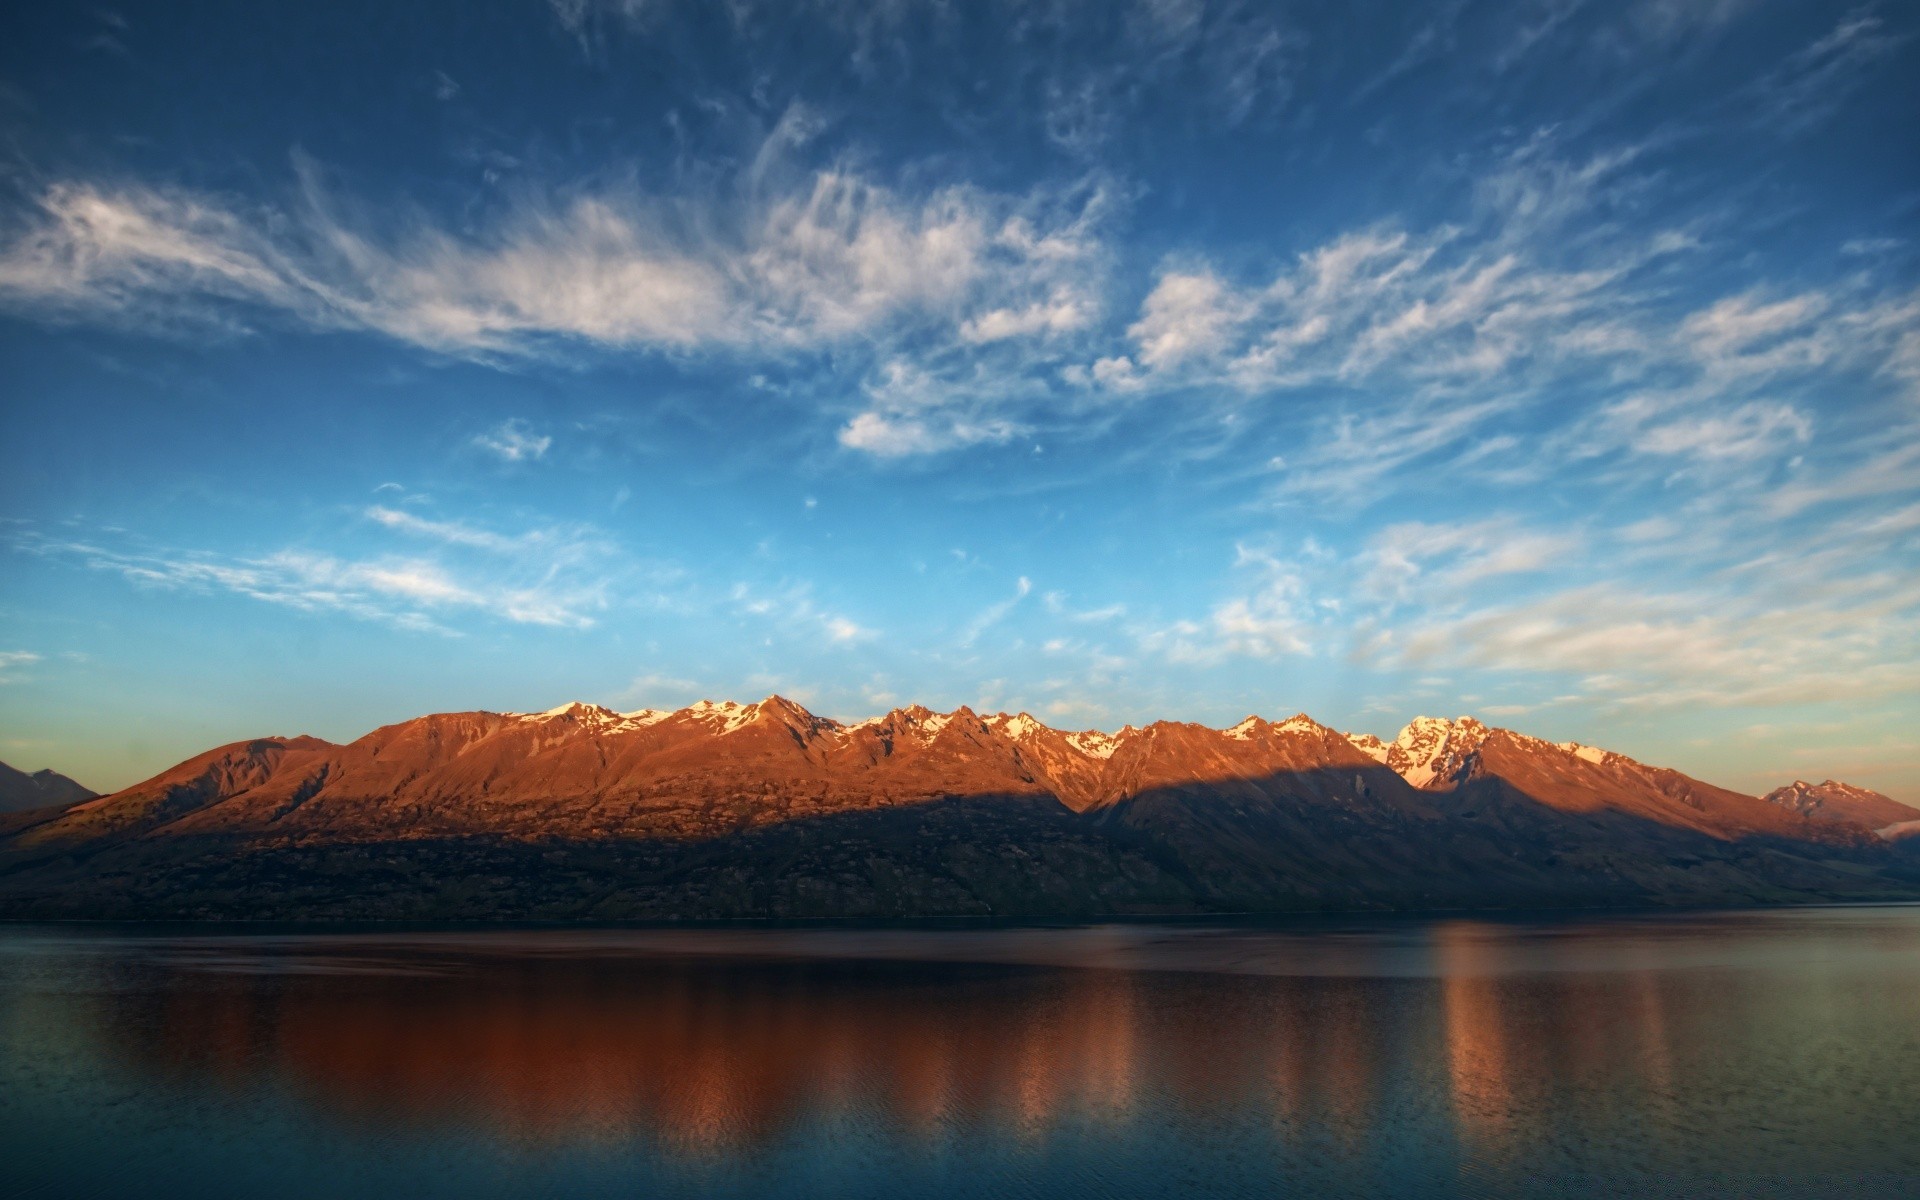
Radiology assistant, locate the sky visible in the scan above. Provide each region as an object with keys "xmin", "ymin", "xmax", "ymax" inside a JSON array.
[{"xmin": 0, "ymin": 1, "xmax": 1916, "ymax": 799}]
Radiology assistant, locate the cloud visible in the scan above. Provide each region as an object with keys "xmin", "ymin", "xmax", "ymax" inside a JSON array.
[
  {"xmin": 1128, "ymin": 270, "xmax": 1248, "ymax": 369},
  {"xmin": 824, "ymin": 616, "xmax": 872, "ymax": 644},
  {"xmin": 1593, "ymin": 395, "xmax": 1813, "ymax": 462},
  {"xmin": 1363, "ymin": 518, "xmax": 1580, "ymax": 601},
  {"xmin": 0, "ymin": 650, "xmax": 41, "ymax": 684},
  {"xmin": 0, "ymin": 163, "xmax": 1107, "ymax": 367},
  {"xmin": 959, "ymin": 291, "xmax": 1093, "ymax": 343},
  {"xmin": 1139, "ymin": 544, "xmax": 1318, "ymax": 664},
  {"xmin": 0, "ymin": 159, "xmax": 1121, "ymax": 462},
  {"xmin": 727, "ymin": 580, "xmax": 876, "ymax": 647},
  {"xmin": 1384, "ymin": 577, "xmax": 1920, "ymax": 712},
  {"xmin": 14, "ymin": 517, "xmax": 627, "ymax": 633},
  {"xmin": 472, "ymin": 419, "xmax": 553, "ymax": 463},
  {"xmin": 836, "ymin": 358, "xmax": 1030, "ymax": 457},
  {"xmin": 617, "ymin": 671, "xmax": 704, "ymax": 708},
  {"xmin": 1744, "ymin": 8, "xmax": 1907, "ymax": 135},
  {"xmin": 365, "ymin": 506, "xmax": 523, "ymax": 551},
  {"xmin": 1767, "ymin": 436, "xmax": 1920, "ymax": 516},
  {"xmin": 960, "ymin": 575, "xmax": 1032, "ymax": 647}
]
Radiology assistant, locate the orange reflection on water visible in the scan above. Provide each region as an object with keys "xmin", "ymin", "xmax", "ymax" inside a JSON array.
[
  {"xmin": 68, "ymin": 927, "xmax": 1736, "ymax": 1161},
  {"xmin": 1436, "ymin": 922, "xmax": 1516, "ymax": 1147},
  {"xmin": 92, "ymin": 955, "xmax": 1175, "ymax": 1150}
]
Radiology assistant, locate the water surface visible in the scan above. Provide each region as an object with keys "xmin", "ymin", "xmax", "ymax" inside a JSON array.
[{"xmin": 4, "ymin": 906, "xmax": 1918, "ymax": 1198}]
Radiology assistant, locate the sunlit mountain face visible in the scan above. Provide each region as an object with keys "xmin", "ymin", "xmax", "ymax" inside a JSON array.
[
  {"xmin": 0, "ymin": 1, "xmax": 1916, "ymax": 806},
  {"xmin": 5, "ymin": 698, "xmax": 1915, "ymax": 919}
]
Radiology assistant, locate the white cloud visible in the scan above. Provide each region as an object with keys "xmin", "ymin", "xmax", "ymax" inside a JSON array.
[
  {"xmin": 960, "ymin": 575, "xmax": 1032, "ymax": 647},
  {"xmin": 1767, "ymin": 436, "xmax": 1920, "ymax": 516},
  {"xmin": 0, "ymin": 160, "xmax": 1125, "ymax": 463},
  {"xmin": 1363, "ymin": 518, "xmax": 1579, "ymax": 601},
  {"xmin": 727, "ymin": 579, "xmax": 876, "ymax": 647},
  {"xmin": 0, "ymin": 650, "xmax": 42, "ymax": 684},
  {"xmin": 0, "ymin": 164, "xmax": 1106, "ymax": 367},
  {"xmin": 472, "ymin": 419, "xmax": 553, "ymax": 463},
  {"xmin": 15, "ymin": 520, "xmax": 623, "ymax": 633},
  {"xmin": 824, "ymin": 616, "xmax": 873, "ymax": 644},
  {"xmin": 1127, "ymin": 270, "xmax": 1247, "ymax": 370},
  {"xmin": 617, "ymin": 671, "xmax": 703, "ymax": 708},
  {"xmin": 836, "ymin": 358, "xmax": 1028, "ymax": 457},
  {"xmin": 1630, "ymin": 401, "xmax": 1811, "ymax": 460},
  {"xmin": 365, "ymin": 506, "xmax": 523, "ymax": 552},
  {"xmin": 959, "ymin": 291, "xmax": 1092, "ymax": 343},
  {"xmin": 1384, "ymin": 578, "xmax": 1920, "ymax": 712}
]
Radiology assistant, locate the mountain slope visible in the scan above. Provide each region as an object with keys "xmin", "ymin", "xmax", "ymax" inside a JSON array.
[
  {"xmin": 0, "ymin": 760, "xmax": 97, "ymax": 814},
  {"xmin": 1, "ymin": 700, "xmax": 1913, "ymax": 919}
]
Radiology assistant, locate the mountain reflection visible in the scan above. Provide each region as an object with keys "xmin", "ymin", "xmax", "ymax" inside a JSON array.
[
  {"xmin": 39, "ymin": 913, "xmax": 1918, "ymax": 1175},
  {"xmin": 94, "ymin": 954, "xmax": 1176, "ymax": 1149}
]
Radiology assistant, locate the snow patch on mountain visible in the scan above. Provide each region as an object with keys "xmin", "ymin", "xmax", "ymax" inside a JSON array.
[
  {"xmin": 1559, "ymin": 742, "xmax": 1609, "ymax": 765},
  {"xmin": 1066, "ymin": 730, "xmax": 1118, "ymax": 759},
  {"xmin": 1345, "ymin": 733, "xmax": 1389, "ymax": 763}
]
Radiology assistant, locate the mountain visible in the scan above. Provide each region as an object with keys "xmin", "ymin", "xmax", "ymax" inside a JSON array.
[
  {"xmin": 1762, "ymin": 779, "xmax": 1920, "ymax": 839},
  {"xmin": 1, "ymin": 700, "xmax": 1914, "ymax": 920},
  {"xmin": 0, "ymin": 760, "xmax": 96, "ymax": 814}
]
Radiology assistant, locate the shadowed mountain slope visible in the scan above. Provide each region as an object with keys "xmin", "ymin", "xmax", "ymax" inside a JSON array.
[{"xmin": 0, "ymin": 760, "xmax": 96, "ymax": 815}]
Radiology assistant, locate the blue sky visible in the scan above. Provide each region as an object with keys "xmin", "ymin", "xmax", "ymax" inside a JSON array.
[{"xmin": 1, "ymin": 1, "xmax": 1916, "ymax": 798}]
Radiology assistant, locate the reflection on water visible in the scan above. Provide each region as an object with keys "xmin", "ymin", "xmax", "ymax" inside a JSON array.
[{"xmin": 4, "ymin": 908, "xmax": 1919, "ymax": 1198}]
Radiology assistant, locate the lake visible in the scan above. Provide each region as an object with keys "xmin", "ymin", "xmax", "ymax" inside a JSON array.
[{"xmin": 3, "ymin": 906, "xmax": 1917, "ymax": 1198}]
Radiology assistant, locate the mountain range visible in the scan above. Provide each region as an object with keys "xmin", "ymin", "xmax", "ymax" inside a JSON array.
[{"xmin": 2, "ymin": 698, "xmax": 1915, "ymax": 920}]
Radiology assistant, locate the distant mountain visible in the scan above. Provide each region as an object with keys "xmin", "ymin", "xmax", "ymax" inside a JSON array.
[
  {"xmin": 0, "ymin": 760, "xmax": 96, "ymax": 814},
  {"xmin": 1, "ymin": 699, "xmax": 1914, "ymax": 919},
  {"xmin": 1763, "ymin": 779, "xmax": 1920, "ymax": 839}
]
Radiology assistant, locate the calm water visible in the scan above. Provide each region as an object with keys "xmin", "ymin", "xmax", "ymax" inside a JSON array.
[{"xmin": 3, "ymin": 908, "xmax": 1918, "ymax": 1199}]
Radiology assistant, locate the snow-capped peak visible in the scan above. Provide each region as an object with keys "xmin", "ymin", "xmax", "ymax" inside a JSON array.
[
  {"xmin": 1223, "ymin": 713, "xmax": 1321, "ymax": 740},
  {"xmin": 509, "ymin": 701, "xmax": 679, "ymax": 735},
  {"xmin": 1385, "ymin": 716, "xmax": 1489, "ymax": 790},
  {"xmin": 838, "ymin": 706, "xmax": 954, "ymax": 743},
  {"xmin": 986, "ymin": 712, "xmax": 1048, "ymax": 740},
  {"xmin": 514, "ymin": 700, "xmax": 625, "ymax": 724},
  {"xmin": 682, "ymin": 698, "xmax": 760, "ymax": 734},
  {"xmin": 515, "ymin": 700, "xmax": 617, "ymax": 721}
]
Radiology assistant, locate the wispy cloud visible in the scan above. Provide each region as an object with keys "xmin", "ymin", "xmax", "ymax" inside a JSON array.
[
  {"xmin": 728, "ymin": 580, "xmax": 876, "ymax": 646},
  {"xmin": 12, "ymin": 513, "xmax": 630, "ymax": 633},
  {"xmin": 1386, "ymin": 576, "xmax": 1920, "ymax": 712},
  {"xmin": 1744, "ymin": 7, "xmax": 1907, "ymax": 135},
  {"xmin": 960, "ymin": 575, "xmax": 1032, "ymax": 648},
  {"xmin": 0, "ymin": 651, "xmax": 41, "ymax": 684},
  {"xmin": 471, "ymin": 419, "xmax": 552, "ymax": 463},
  {"xmin": 0, "ymin": 162, "xmax": 1109, "ymax": 365}
]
